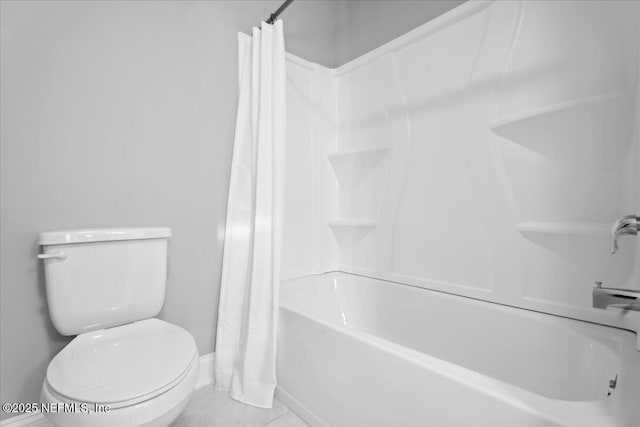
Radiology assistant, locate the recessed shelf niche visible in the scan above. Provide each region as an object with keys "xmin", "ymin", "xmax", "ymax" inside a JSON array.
[
  {"xmin": 517, "ymin": 222, "xmax": 610, "ymax": 237},
  {"xmin": 491, "ymin": 91, "xmax": 635, "ymax": 169},
  {"xmin": 327, "ymin": 219, "xmax": 377, "ymax": 247}
]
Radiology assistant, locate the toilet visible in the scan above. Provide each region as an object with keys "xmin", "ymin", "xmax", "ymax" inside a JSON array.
[{"xmin": 38, "ymin": 228, "xmax": 198, "ymax": 427}]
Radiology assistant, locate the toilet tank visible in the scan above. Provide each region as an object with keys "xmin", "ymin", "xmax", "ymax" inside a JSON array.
[{"xmin": 39, "ymin": 228, "xmax": 171, "ymax": 336}]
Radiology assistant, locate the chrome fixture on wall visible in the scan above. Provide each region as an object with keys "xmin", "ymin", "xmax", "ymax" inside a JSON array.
[
  {"xmin": 593, "ymin": 281, "xmax": 640, "ymax": 312},
  {"xmin": 610, "ymin": 215, "xmax": 639, "ymax": 254},
  {"xmin": 592, "ymin": 215, "xmax": 640, "ymax": 311}
]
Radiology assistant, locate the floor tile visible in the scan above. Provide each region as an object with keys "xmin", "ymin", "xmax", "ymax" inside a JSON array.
[
  {"xmin": 264, "ymin": 411, "xmax": 309, "ymax": 427},
  {"xmin": 170, "ymin": 386, "xmax": 290, "ymax": 427}
]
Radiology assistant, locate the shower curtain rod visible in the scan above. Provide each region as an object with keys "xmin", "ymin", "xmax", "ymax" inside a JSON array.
[{"xmin": 266, "ymin": 0, "xmax": 295, "ymax": 25}]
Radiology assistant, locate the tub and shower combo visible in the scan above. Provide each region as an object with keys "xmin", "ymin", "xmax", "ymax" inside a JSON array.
[{"xmin": 276, "ymin": 1, "xmax": 640, "ymax": 426}]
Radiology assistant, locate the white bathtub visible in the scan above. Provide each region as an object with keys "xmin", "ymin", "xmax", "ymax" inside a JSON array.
[{"xmin": 276, "ymin": 273, "xmax": 640, "ymax": 427}]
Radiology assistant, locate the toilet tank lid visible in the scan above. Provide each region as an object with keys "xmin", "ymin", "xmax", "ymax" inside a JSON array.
[{"xmin": 39, "ymin": 227, "xmax": 171, "ymax": 245}]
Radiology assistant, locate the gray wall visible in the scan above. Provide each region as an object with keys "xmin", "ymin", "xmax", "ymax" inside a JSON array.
[
  {"xmin": 0, "ymin": 0, "xmax": 464, "ymax": 417},
  {"xmin": 0, "ymin": 0, "xmax": 338, "ymax": 418},
  {"xmin": 334, "ymin": 0, "xmax": 467, "ymax": 66}
]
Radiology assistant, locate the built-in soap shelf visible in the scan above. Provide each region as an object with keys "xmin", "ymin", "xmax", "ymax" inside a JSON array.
[
  {"xmin": 327, "ymin": 146, "xmax": 390, "ymax": 160},
  {"xmin": 328, "ymin": 219, "xmax": 377, "ymax": 246},
  {"xmin": 328, "ymin": 219, "xmax": 377, "ymax": 227},
  {"xmin": 517, "ymin": 222, "xmax": 610, "ymax": 238},
  {"xmin": 490, "ymin": 91, "xmax": 635, "ymax": 168},
  {"xmin": 328, "ymin": 146, "xmax": 390, "ymax": 187},
  {"xmin": 327, "ymin": 146, "xmax": 389, "ymax": 245}
]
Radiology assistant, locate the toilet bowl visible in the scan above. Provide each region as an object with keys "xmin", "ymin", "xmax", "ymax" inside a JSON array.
[
  {"xmin": 37, "ymin": 228, "xmax": 198, "ymax": 427},
  {"xmin": 41, "ymin": 319, "xmax": 198, "ymax": 427}
]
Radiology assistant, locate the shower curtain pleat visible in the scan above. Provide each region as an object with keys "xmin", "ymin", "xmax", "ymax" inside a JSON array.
[{"xmin": 214, "ymin": 20, "xmax": 286, "ymax": 409}]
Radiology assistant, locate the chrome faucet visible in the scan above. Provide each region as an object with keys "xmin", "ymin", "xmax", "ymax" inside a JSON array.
[
  {"xmin": 594, "ymin": 215, "xmax": 640, "ymax": 312},
  {"xmin": 610, "ymin": 215, "xmax": 639, "ymax": 254},
  {"xmin": 593, "ymin": 281, "xmax": 640, "ymax": 311}
]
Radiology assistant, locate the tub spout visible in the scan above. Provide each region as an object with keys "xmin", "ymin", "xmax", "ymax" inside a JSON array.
[
  {"xmin": 593, "ymin": 281, "xmax": 640, "ymax": 311},
  {"xmin": 610, "ymin": 215, "xmax": 638, "ymax": 254}
]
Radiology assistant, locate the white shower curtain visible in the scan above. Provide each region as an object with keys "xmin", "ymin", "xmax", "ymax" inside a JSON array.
[{"xmin": 214, "ymin": 21, "xmax": 286, "ymax": 408}]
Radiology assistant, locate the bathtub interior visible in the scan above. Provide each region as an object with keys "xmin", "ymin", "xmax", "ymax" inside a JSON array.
[{"xmin": 281, "ymin": 273, "xmax": 633, "ymax": 403}]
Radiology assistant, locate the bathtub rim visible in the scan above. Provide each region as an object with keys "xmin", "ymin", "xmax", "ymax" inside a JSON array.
[{"xmin": 283, "ymin": 270, "xmax": 639, "ymax": 336}]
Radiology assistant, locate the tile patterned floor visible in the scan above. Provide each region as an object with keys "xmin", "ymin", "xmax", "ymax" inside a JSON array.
[
  {"xmin": 170, "ymin": 386, "xmax": 309, "ymax": 427},
  {"xmin": 4, "ymin": 385, "xmax": 305, "ymax": 427}
]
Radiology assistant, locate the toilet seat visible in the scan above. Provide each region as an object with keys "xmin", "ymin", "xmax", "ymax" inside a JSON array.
[
  {"xmin": 45, "ymin": 318, "xmax": 197, "ymax": 409},
  {"xmin": 41, "ymin": 349, "xmax": 199, "ymax": 427}
]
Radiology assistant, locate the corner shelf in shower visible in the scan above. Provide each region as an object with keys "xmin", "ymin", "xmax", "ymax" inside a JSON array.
[
  {"xmin": 328, "ymin": 219, "xmax": 377, "ymax": 227},
  {"xmin": 517, "ymin": 222, "xmax": 610, "ymax": 238},
  {"xmin": 328, "ymin": 219, "xmax": 377, "ymax": 246},
  {"xmin": 328, "ymin": 146, "xmax": 390, "ymax": 187},
  {"xmin": 490, "ymin": 91, "xmax": 635, "ymax": 168}
]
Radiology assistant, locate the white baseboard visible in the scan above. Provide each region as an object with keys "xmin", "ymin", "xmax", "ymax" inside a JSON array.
[
  {"xmin": 196, "ymin": 352, "xmax": 215, "ymax": 389},
  {"xmin": 0, "ymin": 353, "xmax": 215, "ymax": 427}
]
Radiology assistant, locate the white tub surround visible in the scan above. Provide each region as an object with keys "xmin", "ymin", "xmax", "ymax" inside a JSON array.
[
  {"xmin": 283, "ymin": 0, "xmax": 640, "ymax": 340},
  {"xmin": 277, "ymin": 273, "xmax": 640, "ymax": 427},
  {"xmin": 280, "ymin": 0, "xmax": 640, "ymax": 425}
]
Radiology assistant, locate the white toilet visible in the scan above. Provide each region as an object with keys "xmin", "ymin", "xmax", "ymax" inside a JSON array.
[{"xmin": 38, "ymin": 228, "xmax": 198, "ymax": 427}]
